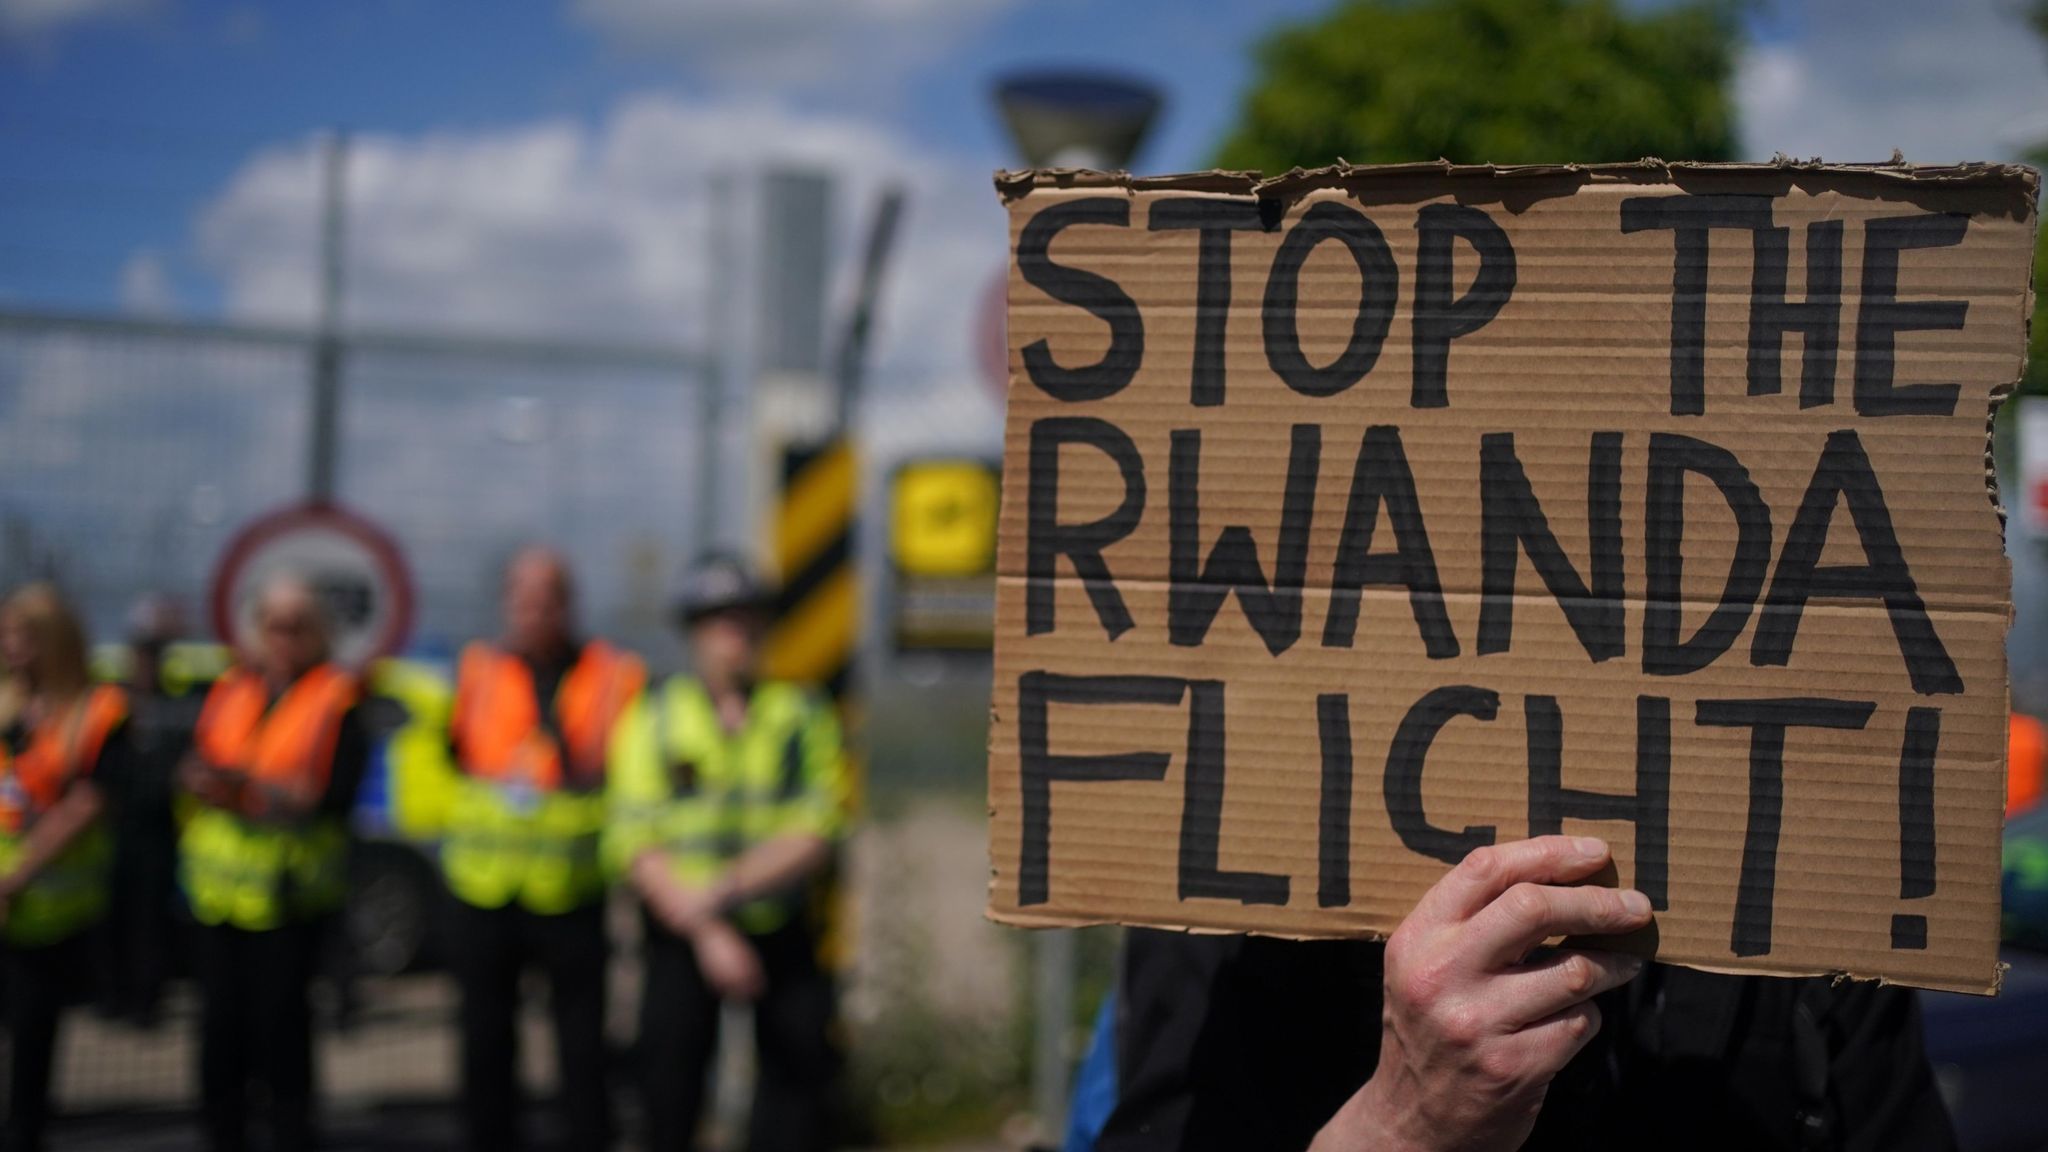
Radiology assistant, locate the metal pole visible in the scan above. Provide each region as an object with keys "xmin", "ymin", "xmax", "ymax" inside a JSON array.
[
  {"xmin": 1032, "ymin": 929, "xmax": 1077, "ymax": 1140},
  {"xmin": 832, "ymin": 186, "xmax": 906, "ymax": 435},
  {"xmin": 697, "ymin": 171, "xmax": 737, "ymax": 558},
  {"xmin": 994, "ymin": 72, "xmax": 1162, "ymax": 1141},
  {"xmin": 308, "ymin": 130, "xmax": 348, "ymax": 502}
]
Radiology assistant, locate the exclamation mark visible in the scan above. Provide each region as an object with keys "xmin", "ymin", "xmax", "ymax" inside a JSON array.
[{"xmin": 1893, "ymin": 707, "xmax": 1940, "ymax": 950}]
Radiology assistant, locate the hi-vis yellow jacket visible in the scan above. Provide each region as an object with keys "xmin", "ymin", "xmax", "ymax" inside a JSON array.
[
  {"xmin": 181, "ymin": 665, "xmax": 356, "ymax": 932},
  {"xmin": 442, "ymin": 641, "xmax": 643, "ymax": 915},
  {"xmin": 0, "ymin": 686, "xmax": 123, "ymax": 947},
  {"xmin": 605, "ymin": 677, "xmax": 846, "ymax": 936}
]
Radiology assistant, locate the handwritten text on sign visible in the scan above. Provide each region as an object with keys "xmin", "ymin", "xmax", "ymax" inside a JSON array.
[{"xmin": 984, "ymin": 165, "xmax": 2035, "ymax": 994}]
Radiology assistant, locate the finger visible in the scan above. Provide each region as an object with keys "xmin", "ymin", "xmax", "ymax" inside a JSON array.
[
  {"xmin": 1465, "ymin": 882, "xmax": 1652, "ymax": 968},
  {"xmin": 1417, "ymin": 837, "xmax": 1614, "ymax": 925},
  {"xmin": 1496, "ymin": 949, "xmax": 1645, "ymax": 1028},
  {"xmin": 1506, "ymin": 1000, "xmax": 1605, "ymax": 1080}
]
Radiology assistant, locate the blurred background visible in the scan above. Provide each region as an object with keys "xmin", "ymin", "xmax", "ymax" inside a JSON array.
[{"xmin": 10, "ymin": 0, "xmax": 2048, "ymax": 1149}]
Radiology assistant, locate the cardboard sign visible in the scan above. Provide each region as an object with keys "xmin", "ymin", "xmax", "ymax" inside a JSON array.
[{"xmin": 984, "ymin": 162, "xmax": 2038, "ymax": 994}]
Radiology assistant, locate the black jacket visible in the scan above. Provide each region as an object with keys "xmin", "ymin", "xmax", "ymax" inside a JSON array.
[{"xmin": 1098, "ymin": 930, "xmax": 1955, "ymax": 1152}]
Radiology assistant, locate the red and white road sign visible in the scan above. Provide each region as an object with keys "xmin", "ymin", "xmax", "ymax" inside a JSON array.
[
  {"xmin": 210, "ymin": 502, "xmax": 414, "ymax": 669},
  {"xmin": 2023, "ymin": 397, "xmax": 2048, "ymax": 539},
  {"xmin": 975, "ymin": 268, "xmax": 1008, "ymax": 403}
]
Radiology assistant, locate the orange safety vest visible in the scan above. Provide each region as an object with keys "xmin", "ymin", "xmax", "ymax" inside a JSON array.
[
  {"xmin": 0, "ymin": 685, "xmax": 124, "ymax": 945},
  {"xmin": 452, "ymin": 641, "xmax": 644, "ymax": 790},
  {"xmin": 444, "ymin": 641, "xmax": 643, "ymax": 912},
  {"xmin": 196, "ymin": 663, "xmax": 359, "ymax": 803},
  {"xmin": 0, "ymin": 685, "xmax": 125, "ymax": 835},
  {"xmin": 183, "ymin": 663, "xmax": 358, "ymax": 931},
  {"xmin": 2013, "ymin": 713, "xmax": 2046, "ymax": 817}
]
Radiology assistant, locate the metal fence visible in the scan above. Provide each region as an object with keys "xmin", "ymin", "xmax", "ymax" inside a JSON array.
[{"xmin": 0, "ymin": 307, "xmax": 718, "ymax": 666}]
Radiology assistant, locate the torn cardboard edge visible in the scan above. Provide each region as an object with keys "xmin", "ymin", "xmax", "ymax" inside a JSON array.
[
  {"xmin": 993, "ymin": 157, "xmax": 2042, "ymax": 204},
  {"xmin": 993, "ymin": 158, "xmax": 2038, "ymax": 527}
]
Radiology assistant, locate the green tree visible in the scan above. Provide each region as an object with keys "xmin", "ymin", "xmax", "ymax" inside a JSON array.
[
  {"xmin": 2022, "ymin": 0, "xmax": 2048, "ymax": 388},
  {"xmin": 1214, "ymin": 0, "xmax": 1741, "ymax": 171}
]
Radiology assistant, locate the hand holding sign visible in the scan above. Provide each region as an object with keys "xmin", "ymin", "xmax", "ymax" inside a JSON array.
[{"xmin": 1312, "ymin": 836, "xmax": 1650, "ymax": 1152}]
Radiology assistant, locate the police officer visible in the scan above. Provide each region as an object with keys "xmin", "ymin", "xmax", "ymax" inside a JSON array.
[
  {"xmin": 445, "ymin": 546, "xmax": 643, "ymax": 1152},
  {"xmin": 0, "ymin": 584, "xmax": 126, "ymax": 1152},
  {"xmin": 608, "ymin": 556, "xmax": 848, "ymax": 1152},
  {"xmin": 180, "ymin": 575, "xmax": 366, "ymax": 1152}
]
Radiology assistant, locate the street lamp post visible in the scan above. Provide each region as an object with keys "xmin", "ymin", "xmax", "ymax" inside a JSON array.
[{"xmin": 992, "ymin": 68, "xmax": 1161, "ymax": 1146}]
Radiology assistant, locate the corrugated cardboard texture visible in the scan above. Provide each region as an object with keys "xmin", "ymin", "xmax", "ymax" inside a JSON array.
[{"xmin": 986, "ymin": 162, "xmax": 2038, "ymax": 994}]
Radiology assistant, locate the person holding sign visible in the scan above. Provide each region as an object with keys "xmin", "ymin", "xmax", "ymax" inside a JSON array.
[
  {"xmin": 444, "ymin": 546, "xmax": 644, "ymax": 1152},
  {"xmin": 1072, "ymin": 836, "xmax": 1952, "ymax": 1151},
  {"xmin": 180, "ymin": 574, "xmax": 366, "ymax": 1152},
  {"xmin": 0, "ymin": 584, "xmax": 127, "ymax": 1152},
  {"xmin": 985, "ymin": 164, "xmax": 2031, "ymax": 1152},
  {"xmin": 606, "ymin": 556, "xmax": 848, "ymax": 1152}
]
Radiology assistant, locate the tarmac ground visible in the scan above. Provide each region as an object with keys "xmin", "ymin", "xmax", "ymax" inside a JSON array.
[{"xmin": 39, "ymin": 971, "xmax": 1001, "ymax": 1152}]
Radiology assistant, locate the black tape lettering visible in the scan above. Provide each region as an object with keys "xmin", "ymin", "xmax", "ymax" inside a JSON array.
[
  {"xmin": 1478, "ymin": 431, "xmax": 1625, "ymax": 661},
  {"xmin": 1263, "ymin": 201, "xmax": 1397, "ymax": 398},
  {"xmin": 1696, "ymin": 697, "xmax": 1875, "ymax": 956},
  {"xmin": 1619, "ymin": 194, "xmax": 1775, "ymax": 416},
  {"xmin": 1748, "ymin": 221, "xmax": 1843, "ymax": 407},
  {"xmin": 1526, "ymin": 694, "xmax": 1672, "ymax": 909},
  {"xmin": 1317, "ymin": 693, "xmax": 1353, "ymax": 909},
  {"xmin": 1169, "ymin": 424, "xmax": 1319, "ymax": 655},
  {"xmin": 1855, "ymin": 213, "xmax": 1968, "ymax": 417},
  {"xmin": 1149, "ymin": 197, "xmax": 1273, "ymax": 407},
  {"xmin": 1644, "ymin": 433, "xmax": 1773, "ymax": 676},
  {"xmin": 1752, "ymin": 429, "xmax": 1960, "ymax": 695},
  {"xmin": 1026, "ymin": 417, "xmax": 1146, "ymax": 639},
  {"xmin": 1180, "ymin": 679, "xmax": 1290, "ymax": 905},
  {"xmin": 1385, "ymin": 685, "xmax": 1500, "ymax": 864},
  {"xmin": 1323, "ymin": 425, "xmax": 1457, "ymax": 658},
  {"xmin": 1017, "ymin": 671, "xmax": 1185, "ymax": 906},
  {"xmin": 1412, "ymin": 203, "xmax": 1516, "ymax": 409},
  {"xmin": 1017, "ymin": 197, "xmax": 1144, "ymax": 401}
]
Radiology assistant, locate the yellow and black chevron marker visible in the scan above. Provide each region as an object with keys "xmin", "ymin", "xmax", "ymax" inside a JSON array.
[
  {"xmin": 763, "ymin": 436, "xmax": 863, "ymax": 971},
  {"xmin": 762, "ymin": 437, "xmax": 858, "ymax": 703}
]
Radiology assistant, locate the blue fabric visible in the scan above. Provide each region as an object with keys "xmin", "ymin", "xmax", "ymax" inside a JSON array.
[{"xmin": 1064, "ymin": 991, "xmax": 1120, "ymax": 1152}]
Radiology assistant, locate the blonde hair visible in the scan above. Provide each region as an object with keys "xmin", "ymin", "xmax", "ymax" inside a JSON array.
[{"xmin": 0, "ymin": 583, "xmax": 92, "ymax": 727}]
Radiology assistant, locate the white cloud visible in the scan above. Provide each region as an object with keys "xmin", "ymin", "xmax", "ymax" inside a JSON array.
[
  {"xmin": 0, "ymin": 0, "xmax": 154, "ymax": 38},
  {"xmin": 118, "ymin": 248, "xmax": 177, "ymax": 315},
  {"xmin": 175, "ymin": 94, "xmax": 1007, "ymax": 647},
  {"xmin": 569, "ymin": 0, "xmax": 1016, "ymax": 90},
  {"xmin": 1736, "ymin": 0, "xmax": 2048, "ymax": 163},
  {"xmin": 194, "ymin": 95, "xmax": 1006, "ymax": 403}
]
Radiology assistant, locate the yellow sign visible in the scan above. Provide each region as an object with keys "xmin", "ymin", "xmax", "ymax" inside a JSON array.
[{"xmin": 891, "ymin": 460, "xmax": 999, "ymax": 578}]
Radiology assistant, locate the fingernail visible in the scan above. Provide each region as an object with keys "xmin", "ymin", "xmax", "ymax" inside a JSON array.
[
  {"xmin": 1621, "ymin": 889, "xmax": 1652, "ymax": 917},
  {"xmin": 1574, "ymin": 837, "xmax": 1606, "ymax": 859}
]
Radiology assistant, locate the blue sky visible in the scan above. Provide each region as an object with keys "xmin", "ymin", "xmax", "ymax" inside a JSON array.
[
  {"xmin": 0, "ymin": 0, "xmax": 1337, "ymax": 314},
  {"xmin": 3, "ymin": 0, "xmax": 2047, "ymax": 402},
  {"xmin": 5, "ymin": 0, "xmax": 2048, "ymax": 651}
]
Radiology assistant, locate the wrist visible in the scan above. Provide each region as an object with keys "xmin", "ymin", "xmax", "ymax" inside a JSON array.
[
  {"xmin": 1316, "ymin": 1074, "xmax": 1429, "ymax": 1152},
  {"xmin": 630, "ymin": 850, "xmax": 671, "ymax": 892},
  {"xmin": 686, "ymin": 913, "xmax": 738, "ymax": 945},
  {"xmin": 705, "ymin": 873, "xmax": 740, "ymax": 915}
]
